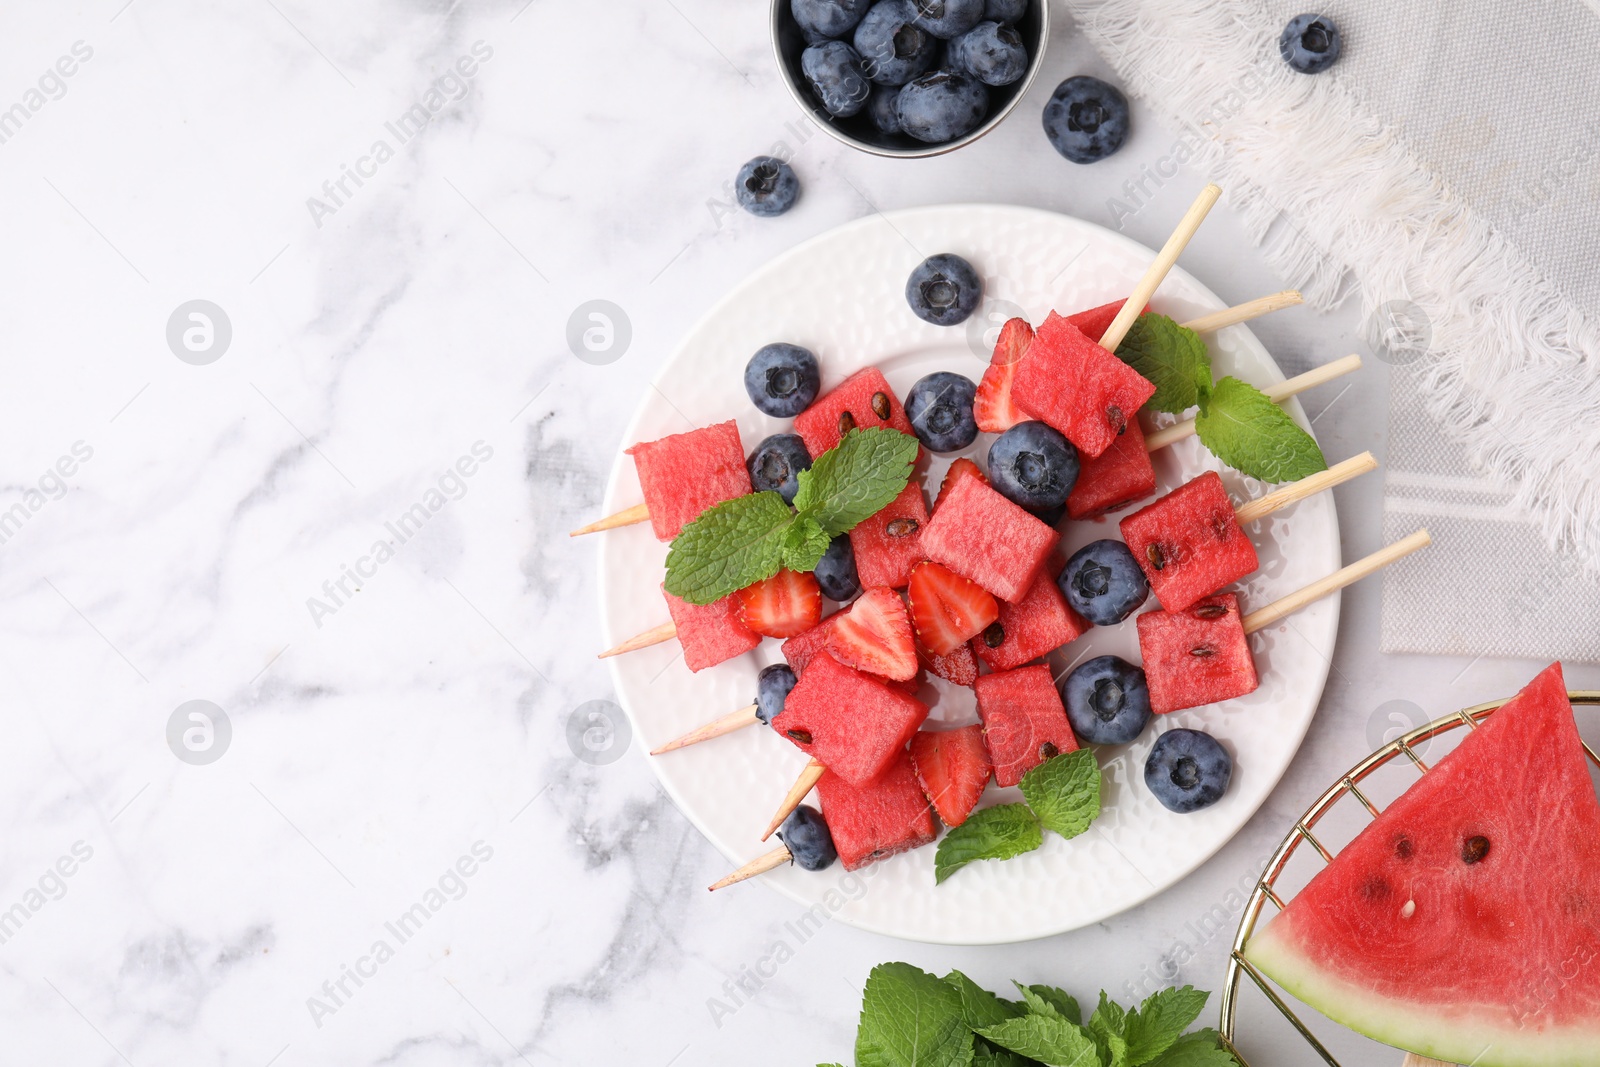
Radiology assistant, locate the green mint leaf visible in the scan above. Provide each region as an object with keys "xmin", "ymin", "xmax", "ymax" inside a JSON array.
[
  {"xmin": 972, "ymin": 1042, "xmax": 1038, "ymax": 1067},
  {"xmin": 1126, "ymin": 988, "xmax": 1209, "ymax": 1065},
  {"xmin": 1114, "ymin": 314, "xmax": 1212, "ymax": 415},
  {"xmin": 1193, "ymin": 377, "xmax": 1328, "ymax": 483},
  {"xmin": 1145, "ymin": 1030, "xmax": 1238, "ymax": 1067},
  {"xmin": 1018, "ymin": 750, "xmax": 1102, "ymax": 841},
  {"xmin": 663, "ymin": 491, "xmax": 795, "ymax": 605},
  {"xmin": 1088, "ymin": 993, "xmax": 1130, "ymax": 1067},
  {"xmin": 855, "ymin": 962, "xmax": 975, "ymax": 1067},
  {"xmin": 977, "ymin": 1015, "xmax": 1100, "ymax": 1067},
  {"xmin": 782, "ymin": 516, "xmax": 832, "ymax": 573},
  {"xmin": 947, "ymin": 971, "xmax": 1028, "ymax": 1030},
  {"xmin": 934, "ymin": 804, "xmax": 1042, "ymax": 885},
  {"xmin": 793, "ymin": 427, "xmax": 918, "ymax": 536},
  {"xmin": 1014, "ymin": 984, "xmax": 1082, "ymax": 1026}
]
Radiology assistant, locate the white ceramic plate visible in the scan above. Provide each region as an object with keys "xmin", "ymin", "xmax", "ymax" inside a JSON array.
[{"xmin": 598, "ymin": 204, "xmax": 1341, "ymax": 944}]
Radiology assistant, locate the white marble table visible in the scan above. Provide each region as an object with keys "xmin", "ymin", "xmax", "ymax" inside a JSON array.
[{"xmin": 0, "ymin": 3, "xmax": 1590, "ymax": 1065}]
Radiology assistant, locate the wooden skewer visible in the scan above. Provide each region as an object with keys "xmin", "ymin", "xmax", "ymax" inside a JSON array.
[
  {"xmin": 1144, "ymin": 354, "xmax": 1362, "ymax": 453},
  {"xmin": 1242, "ymin": 529, "xmax": 1432, "ymax": 635},
  {"xmin": 1232, "ymin": 452, "xmax": 1378, "ymax": 525},
  {"xmin": 597, "ymin": 621, "xmax": 677, "ymax": 659},
  {"xmin": 649, "ymin": 703, "xmax": 760, "ymax": 754},
  {"xmin": 1099, "ymin": 183, "xmax": 1223, "ymax": 353},
  {"xmin": 708, "ymin": 843, "xmax": 791, "ymax": 891},
  {"xmin": 1179, "ymin": 289, "xmax": 1301, "ymax": 333},
  {"xmin": 569, "ymin": 501, "xmax": 649, "ymax": 536},
  {"xmin": 762, "ymin": 758, "xmax": 826, "ymax": 841}
]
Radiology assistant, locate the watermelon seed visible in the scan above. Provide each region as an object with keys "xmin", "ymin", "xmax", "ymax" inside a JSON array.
[
  {"xmin": 983, "ymin": 622, "xmax": 1005, "ymax": 648},
  {"xmin": 785, "ymin": 728, "xmax": 813, "ymax": 745},
  {"xmin": 1106, "ymin": 405, "xmax": 1126, "ymax": 434},
  {"xmin": 1146, "ymin": 543, "xmax": 1166, "ymax": 571},
  {"xmin": 1039, "ymin": 742, "xmax": 1060, "ymax": 760},
  {"xmin": 1401, "ymin": 899, "xmax": 1416, "ymax": 919},
  {"xmin": 839, "ymin": 410, "xmax": 856, "ymax": 435},
  {"xmin": 1195, "ymin": 603, "xmax": 1228, "ymax": 620},
  {"xmin": 871, "ymin": 391, "xmax": 891, "ymax": 420},
  {"xmin": 885, "ymin": 518, "xmax": 920, "ymax": 537},
  {"xmin": 1189, "ymin": 646, "xmax": 1216, "ymax": 658},
  {"xmin": 1462, "ymin": 835, "xmax": 1491, "ymax": 864},
  {"xmin": 1394, "ymin": 834, "xmax": 1414, "ymax": 860}
]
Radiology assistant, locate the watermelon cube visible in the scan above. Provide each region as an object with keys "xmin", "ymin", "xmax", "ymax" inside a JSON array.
[
  {"xmin": 918, "ymin": 638, "xmax": 979, "ymax": 687},
  {"xmin": 771, "ymin": 651, "xmax": 928, "ymax": 784},
  {"xmin": 817, "ymin": 749, "xmax": 938, "ymax": 871},
  {"xmin": 909, "ymin": 725, "xmax": 992, "ymax": 827},
  {"xmin": 974, "ymin": 665, "xmax": 1080, "ymax": 787},
  {"xmin": 660, "ymin": 585, "xmax": 761, "ymax": 672},
  {"xmin": 1067, "ymin": 415, "xmax": 1157, "ymax": 519},
  {"xmin": 972, "ymin": 565, "xmax": 1090, "ymax": 672},
  {"xmin": 1011, "ymin": 312, "xmax": 1156, "ymax": 459},
  {"xmin": 1066, "ymin": 298, "xmax": 1143, "ymax": 343},
  {"xmin": 848, "ymin": 481, "xmax": 929, "ymax": 589},
  {"xmin": 919, "ymin": 475, "xmax": 1058, "ymax": 602},
  {"xmin": 626, "ymin": 420, "xmax": 751, "ymax": 541},
  {"xmin": 1136, "ymin": 592, "xmax": 1258, "ymax": 714},
  {"xmin": 793, "ymin": 367, "xmax": 917, "ymax": 459},
  {"xmin": 781, "ymin": 615, "xmax": 839, "ymax": 675},
  {"xmin": 1120, "ymin": 471, "xmax": 1258, "ymax": 612}
]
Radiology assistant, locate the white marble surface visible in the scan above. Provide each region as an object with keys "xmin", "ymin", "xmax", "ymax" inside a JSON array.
[{"xmin": 1, "ymin": 2, "xmax": 1594, "ymax": 1065}]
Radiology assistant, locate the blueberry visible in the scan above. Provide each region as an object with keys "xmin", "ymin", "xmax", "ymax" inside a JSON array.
[
  {"xmin": 813, "ymin": 534, "xmax": 859, "ymax": 601},
  {"xmin": 777, "ymin": 804, "xmax": 838, "ymax": 871},
  {"xmin": 744, "ymin": 343, "xmax": 821, "ymax": 417},
  {"xmin": 1027, "ymin": 501, "xmax": 1065, "ymax": 527},
  {"xmin": 734, "ymin": 156, "xmax": 800, "ymax": 218},
  {"xmin": 987, "ymin": 421, "xmax": 1078, "ymax": 509},
  {"xmin": 748, "ymin": 433, "xmax": 813, "ymax": 504},
  {"xmin": 853, "ymin": 1, "xmax": 936, "ymax": 86},
  {"xmin": 910, "ymin": 0, "xmax": 984, "ymax": 38},
  {"xmin": 905, "ymin": 252, "xmax": 983, "ymax": 326},
  {"xmin": 895, "ymin": 69, "xmax": 989, "ymax": 143},
  {"xmin": 1059, "ymin": 539, "xmax": 1148, "ymax": 626},
  {"xmin": 1279, "ymin": 14, "xmax": 1341, "ymax": 74},
  {"xmin": 1062, "ymin": 656, "xmax": 1151, "ymax": 746},
  {"xmin": 867, "ymin": 85, "xmax": 904, "ymax": 134},
  {"xmin": 948, "ymin": 21, "xmax": 1028, "ymax": 86},
  {"xmin": 792, "ymin": 0, "xmax": 871, "ymax": 41},
  {"xmin": 984, "ymin": 0, "xmax": 1027, "ymax": 23},
  {"xmin": 801, "ymin": 40, "xmax": 872, "ymax": 117},
  {"xmin": 1145, "ymin": 729, "xmax": 1232, "ymax": 814},
  {"xmin": 755, "ymin": 663, "xmax": 799, "ymax": 725},
  {"xmin": 905, "ymin": 371, "xmax": 978, "ymax": 452},
  {"xmin": 1042, "ymin": 75, "xmax": 1130, "ymax": 164}
]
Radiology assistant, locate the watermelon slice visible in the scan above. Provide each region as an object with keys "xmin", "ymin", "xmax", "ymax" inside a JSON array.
[
  {"xmin": 660, "ymin": 586, "xmax": 761, "ymax": 672},
  {"xmin": 974, "ymin": 665, "xmax": 1080, "ymax": 787},
  {"xmin": 817, "ymin": 749, "xmax": 938, "ymax": 871},
  {"xmin": 933, "ymin": 457, "xmax": 987, "ymax": 512},
  {"xmin": 909, "ymin": 725, "xmax": 992, "ymax": 827},
  {"xmin": 1246, "ymin": 663, "xmax": 1600, "ymax": 1066},
  {"xmin": 1010, "ymin": 312, "xmax": 1156, "ymax": 459},
  {"xmin": 771, "ymin": 651, "xmax": 929, "ymax": 784},
  {"xmin": 1120, "ymin": 471, "xmax": 1258, "ymax": 612},
  {"xmin": 1135, "ymin": 593, "xmax": 1257, "ymax": 714},
  {"xmin": 848, "ymin": 481, "xmax": 929, "ymax": 590},
  {"xmin": 973, "ymin": 564, "xmax": 1090, "ymax": 672},
  {"xmin": 919, "ymin": 474, "xmax": 1059, "ymax": 603},
  {"xmin": 1067, "ymin": 415, "xmax": 1157, "ymax": 520},
  {"xmin": 793, "ymin": 367, "xmax": 917, "ymax": 459},
  {"xmin": 626, "ymin": 420, "xmax": 752, "ymax": 541}
]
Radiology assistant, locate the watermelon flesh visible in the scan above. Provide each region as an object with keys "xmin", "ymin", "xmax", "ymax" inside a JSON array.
[
  {"xmin": 793, "ymin": 367, "xmax": 917, "ymax": 459},
  {"xmin": 909, "ymin": 725, "xmax": 992, "ymax": 827},
  {"xmin": 848, "ymin": 481, "xmax": 929, "ymax": 589},
  {"xmin": 771, "ymin": 651, "xmax": 928, "ymax": 784},
  {"xmin": 1010, "ymin": 312, "xmax": 1156, "ymax": 459},
  {"xmin": 782, "ymin": 615, "xmax": 838, "ymax": 675},
  {"xmin": 626, "ymin": 420, "xmax": 752, "ymax": 541},
  {"xmin": 919, "ymin": 474, "xmax": 1059, "ymax": 603},
  {"xmin": 817, "ymin": 749, "xmax": 938, "ymax": 871},
  {"xmin": 1135, "ymin": 592, "xmax": 1257, "ymax": 713},
  {"xmin": 1120, "ymin": 470, "xmax": 1258, "ymax": 612},
  {"xmin": 1245, "ymin": 663, "xmax": 1600, "ymax": 1067},
  {"xmin": 1067, "ymin": 415, "xmax": 1157, "ymax": 520},
  {"xmin": 974, "ymin": 665, "xmax": 1080, "ymax": 787},
  {"xmin": 660, "ymin": 586, "xmax": 761, "ymax": 672},
  {"xmin": 973, "ymin": 564, "xmax": 1089, "ymax": 672},
  {"xmin": 1066, "ymin": 298, "xmax": 1143, "ymax": 343}
]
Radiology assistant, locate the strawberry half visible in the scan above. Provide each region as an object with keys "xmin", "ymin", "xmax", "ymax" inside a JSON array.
[
  {"xmin": 735, "ymin": 569, "xmax": 822, "ymax": 638},
  {"xmin": 933, "ymin": 458, "xmax": 988, "ymax": 513},
  {"xmin": 918, "ymin": 637, "xmax": 979, "ymax": 687},
  {"xmin": 824, "ymin": 586, "xmax": 918, "ymax": 681},
  {"xmin": 973, "ymin": 317, "xmax": 1033, "ymax": 434},
  {"xmin": 908, "ymin": 560, "xmax": 1000, "ymax": 657},
  {"xmin": 909, "ymin": 725, "xmax": 992, "ymax": 827}
]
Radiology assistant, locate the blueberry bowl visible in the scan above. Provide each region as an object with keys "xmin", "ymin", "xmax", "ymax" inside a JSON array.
[{"xmin": 772, "ymin": 0, "xmax": 1050, "ymax": 158}]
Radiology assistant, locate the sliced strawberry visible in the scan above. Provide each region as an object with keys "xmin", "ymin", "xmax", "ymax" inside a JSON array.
[
  {"xmin": 908, "ymin": 560, "xmax": 1000, "ymax": 657},
  {"xmin": 824, "ymin": 586, "xmax": 918, "ymax": 681},
  {"xmin": 909, "ymin": 725, "xmax": 992, "ymax": 827},
  {"xmin": 918, "ymin": 638, "xmax": 979, "ymax": 687},
  {"xmin": 974, "ymin": 317, "xmax": 1033, "ymax": 434},
  {"xmin": 735, "ymin": 569, "xmax": 822, "ymax": 638},
  {"xmin": 933, "ymin": 458, "xmax": 988, "ymax": 513}
]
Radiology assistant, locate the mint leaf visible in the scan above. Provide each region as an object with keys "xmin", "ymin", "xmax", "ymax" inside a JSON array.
[
  {"xmin": 1146, "ymin": 1030, "xmax": 1238, "ymax": 1067},
  {"xmin": 947, "ymin": 971, "xmax": 1027, "ymax": 1030},
  {"xmin": 1018, "ymin": 750, "xmax": 1101, "ymax": 841},
  {"xmin": 794, "ymin": 427, "xmax": 918, "ymax": 536},
  {"xmin": 856, "ymin": 962, "xmax": 974, "ymax": 1067},
  {"xmin": 1193, "ymin": 376, "xmax": 1328, "ymax": 483},
  {"xmin": 1115, "ymin": 314, "xmax": 1211, "ymax": 414},
  {"xmin": 663, "ymin": 491, "xmax": 795, "ymax": 605},
  {"xmin": 977, "ymin": 1015, "xmax": 1099, "ymax": 1067},
  {"xmin": 1088, "ymin": 992, "xmax": 1130, "ymax": 1067},
  {"xmin": 1014, "ymin": 983, "xmax": 1081, "ymax": 1026},
  {"xmin": 1126, "ymin": 987, "xmax": 1209, "ymax": 1065},
  {"xmin": 972, "ymin": 1043, "xmax": 1037, "ymax": 1067},
  {"xmin": 934, "ymin": 804, "xmax": 1042, "ymax": 885},
  {"xmin": 782, "ymin": 516, "xmax": 831, "ymax": 573}
]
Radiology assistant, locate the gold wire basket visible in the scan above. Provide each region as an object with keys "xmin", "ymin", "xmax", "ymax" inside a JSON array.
[{"xmin": 1216, "ymin": 690, "xmax": 1600, "ymax": 1066}]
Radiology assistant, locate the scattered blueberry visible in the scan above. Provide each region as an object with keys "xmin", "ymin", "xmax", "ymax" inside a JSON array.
[
  {"xmin": 1145, "ymin": 729, "xmax": 1232, "ymax": 814},
  {"xmin": 755, "ymin": 663, "xmax": 799, "ymax": 725},
  {"xmin": 792, "ymin": 0, "xmax": 871, "ymax": 42},
  {"xmin": 895, "ymin": 69, "xmax": 989, "ymax": 143},
  {"xmin": 866, "ymin": 84, "xmax": 904, "ymax": 134},
  {"xmin": 748, "ymin": 433, "xmax": 813, "ymax": 504},
  {"xmin": 1026, "ymin": 501, "xmax": 1065, "ymax": 527},
  {"xmin": 910, "ymin": 0, "xmax": 985, "ymax": 38},
  {"xmin": 814, "ymin": 534, "xmax": 860, "ymax": 601},
  {"xmin": 777, "ymin": 804, "xmax": 838, "ymax": 870},
  {"xmin": 1059, "ymin": 539, "xmax": 1149, "ymax": 626},
  {"xmin": 949, "ymin": 21, "xmax": 1028, "ymax": 86},
  {"xmin": 1062, "ymin": 656, "xmax": 1151, "ymax": 746},
  {"xmin": 735, "ymin": 156, "xmax": 800, "ymax": 217},
  {"xmin": 983, "ymin": 0, "xmax": 1027, "ymax": 23},
  {"xmin": 905, "ymin": 252, "xmax": 983, "ymax": 326},
  {"xmin": 905, "ymin": 372, "xmax": 979, "ymax": 452},
  {"xmin": 853, "ymin": 0, "xmax": 937, "ymax": 86},
  {"xmin": 801, "ymin": 40, "xmax": 871, "ymax": 117},
  {"xmin": 987, "ymin": 421, "xmax": 1078, "ymax": 510},
  {"xmin": 744, "ymin": 343, "xmax": 821, "ymax": 417},
  {"xmin": 1042, "ymin": 75, "xmax": 1130, "ymax": 163},
  {"xmin": 1279, "ymin": 14, "xmax": 1341, "ymax": 74}
]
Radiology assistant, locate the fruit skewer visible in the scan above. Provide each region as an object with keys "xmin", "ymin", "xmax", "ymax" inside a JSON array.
[
  {"xmin": 647, "ymin": 664, "xmax": 797, "ymax": 755},
  {"xmin": 708, "ymin": 803, "xmax": 837, "ymax": 891}
]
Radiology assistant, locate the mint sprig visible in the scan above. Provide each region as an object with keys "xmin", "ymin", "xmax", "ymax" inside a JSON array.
[
  {"xmin": 934, "ymin": 804, "xmax": 1041, "ymax": 885},
  {"xmin": 1116, "ymin": 314, "xmax": 1212, "ymax": 415},
  {"xmin": 934, "ymin": 750, "xmax": 1103, "ymax": 885},
  {"xmin": 854, "ymin": 962, "xmax": 974, "ymax": 1067}
]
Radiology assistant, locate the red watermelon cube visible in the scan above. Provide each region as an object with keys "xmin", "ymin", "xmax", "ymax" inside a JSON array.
[
  {"xmin": 781, "ymin": 615, "xmax": 839, "ymax": 675},
  {"xmin": 793, "ymin": 367, "xmax": 917, "ymax": 459},
  {"xmin": 1011, "ymin": 312, "xmax": 1156, "ymax": 459},
  {"xmin": 1067, "ymin": 415, "xmax": 1157, "ymax": 519},
  {"xmin": 909, "ymin": 725, "xmax": 992, "ymax": 827},
  {"xmin": 919, "ymin": 474, "xmax": 1058, "ymax": 602},
  {"xmin": 626, "ymin": 420, "xmax": 751, "ymax": 541},
  {"xmin": 1136, "ymin": 592, "xmax": 1258, "ymax": 714},
  {"xmin": 974, "ymin": 665, "xmax": 1080, "ymax": 787},
  {"xmin": 1120, "ymin": 470, "xmax": 1258, "ymax": 612},
  {"xmin": 817, "ymin": 750, "xmax": 938, "ymax": 871},
  {"xmin": 1066, "ymin": 298, "xmax": 1141, "ymax": 343},
  {"xmin": 848, "ymin": 481, "xmax": 929, "ymax": 589},
  {"xmin": 972, "ymin": 565, "xmax": 1090, "ymax": 672},
  {"xmin": 918, "ymin": 638, "xmax": 979, "ymax": 687},
  {"xmin": 660, "ymin": 586, "xmax": 761, "ymax": 672},
  {"xmin": 771, "ymin": 651, "xmax": 928, "ymax": 784}
]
